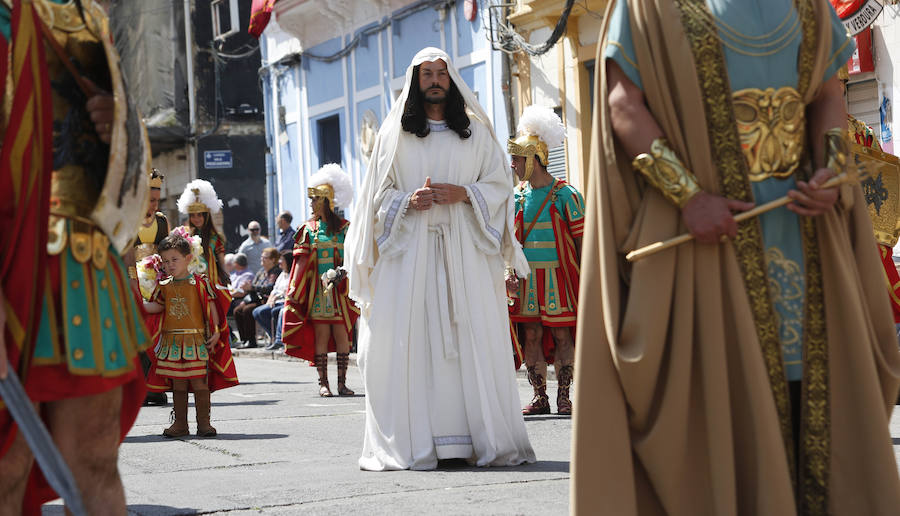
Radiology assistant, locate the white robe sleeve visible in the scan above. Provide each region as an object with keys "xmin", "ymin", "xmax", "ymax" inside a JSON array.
[
  {"xmin": 372, "ymin": 161, "xmax": 414, "ymax": 258},
  {"xmin": 461, "ymin": 124, "xmax": 530, "ymax": 275}
]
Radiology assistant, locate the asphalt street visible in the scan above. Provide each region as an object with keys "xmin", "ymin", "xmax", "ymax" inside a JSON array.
[
  {"xmin": 44, "ymin": 354, "xmax": 572, "ymax": 515},
  {"xmin": 41, "ymin": 353, "xmax": 900, "ymax": 515}
]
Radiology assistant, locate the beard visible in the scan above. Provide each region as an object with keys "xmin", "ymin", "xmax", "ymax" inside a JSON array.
[{"xmin": 422, "ymin": 85, "xmax": 447, "ymax": 104}]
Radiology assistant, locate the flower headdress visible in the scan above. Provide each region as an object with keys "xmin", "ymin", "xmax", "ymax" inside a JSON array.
[{"xmin": 171, "ymin": 226, "xmax": 207, "ymax": 274}]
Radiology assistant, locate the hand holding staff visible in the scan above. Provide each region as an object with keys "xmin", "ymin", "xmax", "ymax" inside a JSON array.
[{"xmin": 626, "ymin": 171, "xmax": 855, "ymax": 262}]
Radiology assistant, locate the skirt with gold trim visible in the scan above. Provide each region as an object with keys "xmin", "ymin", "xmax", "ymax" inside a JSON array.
[
  {"xmin": 150, "ymin": 330, "xmax": 209, "ymax": 380},
  {"xmin": 26, "ymin": 221, "xmax": 151, "ymax": 402}
]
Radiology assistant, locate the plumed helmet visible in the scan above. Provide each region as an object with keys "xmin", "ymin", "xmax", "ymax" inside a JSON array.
[
  {"xmin": 177, "ymin": 179, "xmax": 223, "ymax": 215},
  {"xmin": 507, "ymin": 105, "xmax": 566, "ymax": 181},
  {"xmin": 307, "ymin": 163, "xmax": 354, "ymax": 210}
]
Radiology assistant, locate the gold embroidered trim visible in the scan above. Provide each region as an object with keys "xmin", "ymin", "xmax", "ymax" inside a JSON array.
[
  {"xmin": 798, "ymin": 180, "xmax": 829, "ymax": 516},
  {"xmin": 675, "ymin": 0, "xmax": 796, "ymax": 482},
  {"xmin": 796, "ymin": 0, "xmax": 816, "ymax": 98}
]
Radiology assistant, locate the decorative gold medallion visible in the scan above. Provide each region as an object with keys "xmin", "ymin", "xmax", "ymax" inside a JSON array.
[
  {"xmin": 168, "ymin": 296, "xmax": 190, "ymax": 320},
  {"xmin": 733, "ymin": 87, "xmax": 805, "ymax": 181}
]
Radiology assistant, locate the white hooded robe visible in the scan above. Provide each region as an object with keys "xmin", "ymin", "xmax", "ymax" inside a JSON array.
[{"xmin": 345, "ymin": 48, "xmax": 535, "ymax": 471}]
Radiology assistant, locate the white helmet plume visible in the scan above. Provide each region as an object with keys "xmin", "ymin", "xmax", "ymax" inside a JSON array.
[
  {"xmin": 177, "ymin": 179, "xmax": 223, "ymax": 215},
  {"xmin": 517, "ymin": 105, "xmax": 566, "ymax": 149},
  {"xmin": 309, "ymin": 164, "xmax": 354, "ymax": 210}
]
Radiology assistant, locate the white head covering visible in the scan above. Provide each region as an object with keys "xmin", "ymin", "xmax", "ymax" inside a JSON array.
[{"xmin": 345, "ymin": 47, "xmax": 528, "ymax": 309}]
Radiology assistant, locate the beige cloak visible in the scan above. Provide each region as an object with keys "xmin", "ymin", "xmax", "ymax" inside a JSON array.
[{"xmin": 571, "ymin": 1, "xmax": 900, "ymax": 514}]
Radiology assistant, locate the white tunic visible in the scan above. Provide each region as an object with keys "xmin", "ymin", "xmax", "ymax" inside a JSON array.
[{"xmin": 356, "ymin": 119, "xmax": 536, "ymax": 470}]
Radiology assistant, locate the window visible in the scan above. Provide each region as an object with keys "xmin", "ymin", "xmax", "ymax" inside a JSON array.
[
  {"xmin": 317, "ymin": 115, "xmax": 342, "ymax": 167},
  {"xmin": 211, "ymin": 0, "xmax": 240, "ymax": 41}
]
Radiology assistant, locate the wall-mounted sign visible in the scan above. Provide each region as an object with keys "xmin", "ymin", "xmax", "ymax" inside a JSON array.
[
  {"xmin": 204, "ymin": 150, "xmax": 233, "ymax": 169},
  {"xmin": 848, "ymin": 26, "xmax": 875, "ymax": 75},
  {"xmin": 831, "ymin": 0, "xmax": 883, "ymax": 36}
]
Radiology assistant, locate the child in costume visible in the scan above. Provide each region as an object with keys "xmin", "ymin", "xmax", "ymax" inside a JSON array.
[
  {"xmin": 178, "ymin": 179, "xmax": 232, "ymax": 325},
  {"xmin": 283, "ymin": 164, "xmax": 359, "ymax": 396},
  {"xmin": 144, "ymin": 231, "xmax": 237, "ymax": 437}
]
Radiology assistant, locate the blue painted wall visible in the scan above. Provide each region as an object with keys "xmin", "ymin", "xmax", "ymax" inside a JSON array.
[
  {"xmin": 262, "ymin": 2, "xmax": 508, "ymax": 221},
  {"xmin": 392, "ymin": 8, "xmax": 442, "ymax": 79},
  {"xmin": 354, "ymin": 25, "xmax": 380, "ymax": 91},
  {"xmin": 305, "ymin": 37, "xmax": 345, "ymax": 106}
]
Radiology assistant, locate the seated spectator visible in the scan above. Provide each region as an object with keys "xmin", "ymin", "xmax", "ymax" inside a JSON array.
[
  {"xmin": 233, "ymin": 247, "xmax": 281, "ymax": 349},
  {"xmin": 228, "ymin": 253, "xmax": 255, "ymax": 297},
  {"xmin": 253, "ymin": 250, "xmax": 293, "ymax": 350},
  {"xmin": 226, "ymin": 253, "xmax": 255, "ymax": 317},
  {"xmin": 275, "ymin": 211, "xmax": 296, "ymax": 253},
  {"xmin": 223, "ymin": 253, "xmax": 235, "ymax": 276}
]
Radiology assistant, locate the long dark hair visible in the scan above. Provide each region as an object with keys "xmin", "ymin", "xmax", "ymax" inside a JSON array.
[
  {"xmin": 401, "ymin": 65, "xmax": 471, "ymax": 140},
  {"xmin": 190, "ymin": 212, "xmax": 229, "ymax": 285},
  {"xmin": 318, "ymin": 199, "xmax": 343, "ymax": 237}
]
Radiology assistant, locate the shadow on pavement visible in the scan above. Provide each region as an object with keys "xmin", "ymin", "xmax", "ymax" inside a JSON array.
[
  {"xmin": 209, "ymin": 433, "xmax": 289, "ymax": 440},
  {"xmin": 42, "ymin": 504, "xmax": 198, "ymax": 515},
  {"xmin": 209, "ymin": 399, "xmax": 281, "ymax": 407},
  {"xmin": 126, "ymin": 505, "xmax": 199, "ymax": 515},
  {"xmin": 124, "ymin": 433, "xmax": 289, "ymax": 443},
  {"xmin": 522, "ymin": 414, "xmax": 571, "ymax": 421},
  {"xmin": 234, "ymin": 380, "xmax": 306, "ymax": 385},
  {"xmin": 433, "ymin": 458, "xmax": 569, "ymax": 473},
  {"xmin": 517, "ymin": 460, "xmax": 570, "ymax": 473}
]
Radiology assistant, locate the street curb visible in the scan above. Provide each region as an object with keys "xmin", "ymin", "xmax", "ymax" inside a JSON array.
[{"xmin": 230, "ymin": 348, "xmax": 557, "ymax": 381}]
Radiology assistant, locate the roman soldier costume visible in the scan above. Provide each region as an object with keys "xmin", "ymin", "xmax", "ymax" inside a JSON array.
[
  {"xmin": 0, "ymin": 0, "xmax": 151, "ymax": 509},
  {"xmin": 507, "ymin": 105, "xmax": 585, "ymax": 415},
  {"xmin": 283, "ymin": 164, "xmax": 359, "ymax": 396}
]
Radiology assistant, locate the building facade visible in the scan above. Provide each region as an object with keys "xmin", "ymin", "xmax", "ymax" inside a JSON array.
[
  {"xmin": 260, "ymin": 0, "xmax": 511, "ymax": 224},
  {"xmin": 112, "ymin": 0, "xmax": 267, "ymax": 248},
  {"xmin": 506, "ymin": 0, "xmax": 607, "ymax": 190}
]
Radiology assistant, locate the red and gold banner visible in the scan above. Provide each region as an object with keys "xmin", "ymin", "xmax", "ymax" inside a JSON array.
[
  {"xmin": 0, "ymin": 0, "xmax": 54, "ymax": 378},
  {"xmin": 248, "ymin": 0, "xmax": 276, "ymax": 38}
]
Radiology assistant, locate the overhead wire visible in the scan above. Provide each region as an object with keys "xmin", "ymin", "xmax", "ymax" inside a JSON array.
[{"xmin": 491, "ymin": 0, "xmax": 576, "ymax": 56}]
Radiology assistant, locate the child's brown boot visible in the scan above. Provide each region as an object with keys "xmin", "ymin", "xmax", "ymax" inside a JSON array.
[
  {"xmin": 163, "ymin": 390, "xmax": 190, "ymax": 437},
  {"xmin": 194, "ymin": 389, "xmax": 217, "ymax": 437}
]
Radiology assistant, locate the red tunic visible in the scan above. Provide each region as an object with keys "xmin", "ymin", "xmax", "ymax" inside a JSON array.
[{"xmin": 282, "ymin": 219, "xmax": 359, "ymax": 365}]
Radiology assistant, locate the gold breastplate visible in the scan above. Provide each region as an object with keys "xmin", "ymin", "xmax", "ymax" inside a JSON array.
[
  {"xmin": 136, "ymin": 216, "xmax": 158, "ymax": 243},
  {"xmin": 733, "ymin": 87, "xmax": 805, "ymax": 182},
  {"xmin": 45, "ymin": 2, "xmax": 109, "ymax": 219}
]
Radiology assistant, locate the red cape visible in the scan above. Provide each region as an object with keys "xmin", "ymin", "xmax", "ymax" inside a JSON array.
[
  {"xmin": 282, "ymin": 220, "xmax": 359, "ymax": 365},
  {"xmin": 146, "ymin": 274, "xmax": 238, "ymax": 392}
]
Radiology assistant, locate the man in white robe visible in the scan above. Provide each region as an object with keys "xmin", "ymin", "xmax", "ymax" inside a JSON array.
[{"xmin": 345, "ymin": 47, "xmax": 536, "ymax": 471}]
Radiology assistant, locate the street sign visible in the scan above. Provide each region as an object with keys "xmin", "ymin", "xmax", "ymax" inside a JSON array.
[{"xmin": 204, "ymin": 150, "xmax": 233, "ymax": 169}]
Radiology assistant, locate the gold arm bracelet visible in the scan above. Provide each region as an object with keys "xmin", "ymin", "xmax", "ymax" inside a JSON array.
[
  {"xmin": 127, "ymin": 266, "xmax": 137, "ymax": 280},
  {"xmin": 824, "ymin": 128, "xmax": 849, "ymax": 175},
  {"xmin": 631, "ymin": 138, "xmax": 702, "ymax": 208}
]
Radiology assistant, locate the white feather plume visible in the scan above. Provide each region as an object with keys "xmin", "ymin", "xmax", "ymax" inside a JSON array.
[
  {"xmin": 177, "ymin": 179, "xmax": 223, "ymax": 215},
  {"xmin": 309, "ymin": 163, "xmax": 354, "ymax": 210},
  {"xmin": 517, "ymin": 105, "xmax": 566, "ymax": 149}
]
